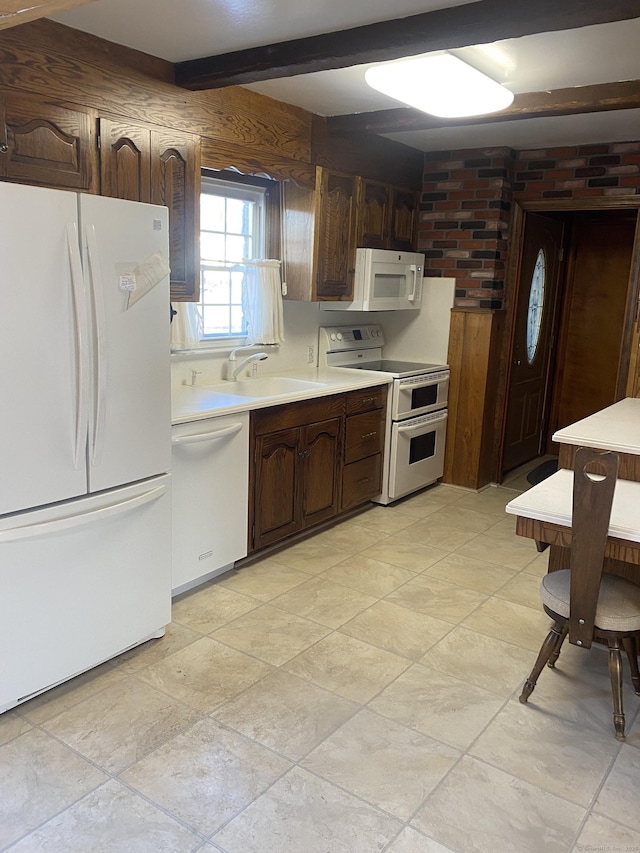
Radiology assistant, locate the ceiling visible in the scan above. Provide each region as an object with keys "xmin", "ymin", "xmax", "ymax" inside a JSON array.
[{"xmin": 50, "ymin": 0, "xmax": 640, "ymax": 153}]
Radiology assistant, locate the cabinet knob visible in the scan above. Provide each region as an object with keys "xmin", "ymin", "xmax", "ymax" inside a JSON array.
[
  {"xmin": 298, "ymin": 449, "xmax": 311, "ymax": 458},
  {"xmin": 0, "ymin": 142, "xmax": 8, "ymax": 154},
  {"xmin": 361, "ymin": 431, "xmax": 377, "ymax": 440}
]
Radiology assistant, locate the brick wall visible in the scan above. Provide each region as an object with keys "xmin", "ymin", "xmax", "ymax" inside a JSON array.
[{"xmin": 419, "ymin": 140, "xmax": 640, "ymax": 308}]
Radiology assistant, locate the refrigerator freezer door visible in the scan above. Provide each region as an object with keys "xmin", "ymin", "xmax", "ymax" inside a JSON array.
[
  {"xmin": 0, "ymin": 474, "xmax": 171, "ymax": 712},
  {"xmin": 0, "ymin": 184, "xmax": 88, "ymax": 515},
  {"xmin": 80, "ymin": 194, "xmax": 171, "ymax": 493}
]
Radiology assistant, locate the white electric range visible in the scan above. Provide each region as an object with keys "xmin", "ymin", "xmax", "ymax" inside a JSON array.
[{"xmin": 320, "ymin": 324, "xmax": 449, "ymax": 504}]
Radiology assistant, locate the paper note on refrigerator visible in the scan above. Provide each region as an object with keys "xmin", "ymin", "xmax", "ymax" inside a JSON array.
[{"xmin": 125, "ymin": 251, "xmax": 171, "ymax": 308}]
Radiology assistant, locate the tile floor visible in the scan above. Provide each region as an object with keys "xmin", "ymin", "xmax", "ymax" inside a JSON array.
[{"xmin": 2, "ymin": 468, "xmax": 640, "ymax": 852}]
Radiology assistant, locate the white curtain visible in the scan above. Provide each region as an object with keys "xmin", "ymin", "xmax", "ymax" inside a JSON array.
[
  {"xmin": 170, "ymin": 301, "xmax": 202, "ymax": 350},
  {"xmin": 242, "ymin": 259, "xmax": 285, "ymax": 345}
]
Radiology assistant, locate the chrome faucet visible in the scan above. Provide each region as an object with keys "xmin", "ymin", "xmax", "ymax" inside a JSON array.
[{"xmin": 228, "ymin": 352, "xmax": 268, "ymax": 380}]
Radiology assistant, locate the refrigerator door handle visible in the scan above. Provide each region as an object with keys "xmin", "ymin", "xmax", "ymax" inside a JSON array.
[
  {"xmin": 84, "ymin": 223, "xmax": 107, "ymax": 468},
  {"xmin": 0, "ymin": 484, "xmax": 167, "ymax": 543},
  {"xmin": 171, "ymin": 423, "xmax": 244, "ymax": 446},
  {"xmin": 66, "ymin": 222, "xmax": 90, "ymax": 470}
]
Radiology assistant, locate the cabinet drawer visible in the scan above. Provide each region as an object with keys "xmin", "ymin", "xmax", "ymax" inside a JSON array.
[
  {"xmin": 342, "ymin": 455, "xmax": 382, "ymax": 510},
  {"xmin": 346, "ymin": 386, "xmax": 387, "ymax": 415},
  {"xmin": 345, "ymin": 410, "xmax": 385, "ymax": 463}
]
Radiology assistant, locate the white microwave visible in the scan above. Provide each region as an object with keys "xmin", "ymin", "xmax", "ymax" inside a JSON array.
[{"xmin": 321, "ymin": 248, "xmax": 425, "ymax": 312}]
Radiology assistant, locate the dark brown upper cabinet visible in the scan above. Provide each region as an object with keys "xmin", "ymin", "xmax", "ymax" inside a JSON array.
[
  {"xmin": 0, "ymin": 90, "xmax": 97, "ymax": 191},
  {"xmin": 359, "ymin": 179, "xmax": 418, "ymax": 252},
  {"xmin": 99, "ymin": 117, "xmax": 201, "ymax": 301}
]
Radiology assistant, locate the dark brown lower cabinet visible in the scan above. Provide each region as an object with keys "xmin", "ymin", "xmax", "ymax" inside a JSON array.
[
  {"xmin": 249, "ymin": 386, "xmax": 387, "ymax": 553},
  {"xmin": 253, "ymin": 427, "xmax": 299, "ymax": 549},
  {"xmin": 301, "ymin": 418, "xmax": 342, "ymax": 527},
  {"xmin": 250, "ymin": 397, "xmax": 343, "ymax": 551}
]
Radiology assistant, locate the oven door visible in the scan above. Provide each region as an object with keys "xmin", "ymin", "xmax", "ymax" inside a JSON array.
[
  {"xmin": 391, "ymin": 371, "xmax": 449, "ymax": 420},
  {"xmin": 388, "ymin": 409, "xmax": 447, "ymax": 501}
]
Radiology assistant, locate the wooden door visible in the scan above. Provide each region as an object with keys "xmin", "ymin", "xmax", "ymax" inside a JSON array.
[
  {"xmin": 389, "ymin": 188, "xmax": 418, "ymax": 251},
  {"xmin": 503, "ymin": 212, "xmax": 564, "ymax": 473},
  {"xmin": 0, "ymin": 90, "xmax": 96, "ymax": 190},
  {"xmin": 315, "ymin": 169, "xmax": 359, "ymax": 299},
  {"xmin": 359, "ymin": 179, "xmax": 390, "ymax": 249},
  {"xmin": 301, "ymin": 417, "xmax": 341, "ymax": 527},
  {"xmin": 151, "ymin": 129, "xmax": 200, "ymax": 301},
  {"xmin": 99, "ymin": 117, "xmax": 151, "ymax": 201},
  {"xmin": 253, "ymin": 427, "xmax": 300, "ymax": 550},
  {"xmin": 548, "ymin": 212, "xmax": 636, "ymax": 440}
]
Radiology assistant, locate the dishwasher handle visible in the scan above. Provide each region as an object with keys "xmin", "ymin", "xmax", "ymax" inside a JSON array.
[{"xmin": 172, "ymin": 422, "xmax": 244, "ymax": 446}]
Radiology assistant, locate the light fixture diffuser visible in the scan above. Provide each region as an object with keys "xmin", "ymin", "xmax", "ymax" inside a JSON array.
[{"xmin": 365, "ymin": 53, "xmax": 514, "ymax": 118}]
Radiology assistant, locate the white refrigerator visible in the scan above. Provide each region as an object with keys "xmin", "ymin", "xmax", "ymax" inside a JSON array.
[{"xmin": 0, "ymin": 183, "xmax": 172, "ymax": 713}]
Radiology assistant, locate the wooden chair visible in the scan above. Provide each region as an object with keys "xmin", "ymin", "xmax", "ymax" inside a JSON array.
[{"xmin": 519, "ymin": 447, "xmax": 640, "ymax": 740}]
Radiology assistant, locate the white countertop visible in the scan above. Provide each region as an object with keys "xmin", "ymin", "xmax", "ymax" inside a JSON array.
[
  {"xmin": 552, "ymin": 397, "xmax": 640, "ymax": 454},
  {"xmin": 171, "ymin": 367, "xmax": 392, "ymax": 424},
  {"xmin": 505, "ymin": 468, "xmax": 640, "ymax": 543}
]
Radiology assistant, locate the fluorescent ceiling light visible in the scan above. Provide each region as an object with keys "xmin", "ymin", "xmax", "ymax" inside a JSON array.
[{"xmin": 365, "ymin": 53, "xmax": 514, "ymax": 118}]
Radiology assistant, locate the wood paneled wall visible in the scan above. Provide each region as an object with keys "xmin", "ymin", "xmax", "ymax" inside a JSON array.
[
  {"xmin": 444, "ymin": 308, "xmax": 504, "ymax": 489},
  {"xmin": 0, "ymin": 19, "xmax": 423, "ymax": 189}
]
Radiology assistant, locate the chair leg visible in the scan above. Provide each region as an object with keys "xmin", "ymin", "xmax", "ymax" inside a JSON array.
[
  {"xmin": 520, "ymin": 622, "xmax": 565, "ymax": 704},
  {"xmin": 608, "ymin": 639, "xmax": 626, "ymax": 741},
  {"xmin": 547, "ymin": 624, "xmax": 568, "ymax": 669},
  {"xmin": 622, "ymin": 637, "xmax": 640, "ymax": 696}
]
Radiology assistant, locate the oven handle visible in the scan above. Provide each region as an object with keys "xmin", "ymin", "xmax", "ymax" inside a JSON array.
[
  {"xmin": 398, "ymin": 371, "xmax": 449, "ymax": 389},
  {"xmin": 396, "ymin": 412, "xmax": 448, "ymax": 436}
]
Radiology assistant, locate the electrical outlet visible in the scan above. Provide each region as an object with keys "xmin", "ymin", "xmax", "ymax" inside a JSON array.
[{"xmin": 307, "ymin": 345, "xmax": 315, "ymax": 364}]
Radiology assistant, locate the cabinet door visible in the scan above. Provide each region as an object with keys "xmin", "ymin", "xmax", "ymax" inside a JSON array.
[
  {"xmin": 253, "ymin": 427, "xmax": 300, "ymax": 550},
  {"xmin": 315, "ymin": 169, "xmax": 359, "ymax": 299},
  {"xmin": 0, "ymin": 91, "xmax": 96, "ymax": 190},
  {"xmin": 99, "ymin": 117, "xmax": 151, "ymax": 201},
  {"xmin": 389, "ymin": 189, "xmax": 418, "ymax": 251},
  {"xmin": 359, "ymin": 180, "xmax": 391, "ymax": 249},
  {"xmin": 301, "ymin": 417, "xmax": 341, "ymax": 528},
  {"xmin": 151, "ymin": 129, "xmax": 201, "ymax": 302}
]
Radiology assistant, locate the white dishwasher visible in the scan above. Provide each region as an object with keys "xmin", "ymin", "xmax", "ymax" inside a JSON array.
[{"xmin": 171, "ymin": 411, "xmax": 249, "ymax": 595}]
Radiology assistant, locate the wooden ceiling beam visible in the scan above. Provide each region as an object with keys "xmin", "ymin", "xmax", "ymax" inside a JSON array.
[
  {"xmin": 0, "ymin": 0, "xmax": 95, "ymax": 31},
  {"xmin": 326, "ymin": 80, "xmax": 640, "ymax": 135},
  {"xmin": 175, "ymin": 0, "xmax": 640, "ymax": 90}
]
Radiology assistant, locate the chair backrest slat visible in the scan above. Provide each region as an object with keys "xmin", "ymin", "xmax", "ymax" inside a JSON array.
[{"xmin": 569, "ymin": 447, "xmax": 619, "ymax": 648}]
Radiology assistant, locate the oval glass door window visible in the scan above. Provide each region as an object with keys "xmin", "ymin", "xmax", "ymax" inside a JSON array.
[{"xmin": 526, "ymin": 248, "xmax": 546, "ymax": 363}]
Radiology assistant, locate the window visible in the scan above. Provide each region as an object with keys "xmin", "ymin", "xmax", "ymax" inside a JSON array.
[
  {"xmin": 198, "ymin": 174, "xmax": 266, "ymax": 341},
  {"xmin": 526, "ymin": 248, "xmax": 546, "ymax": 364}
]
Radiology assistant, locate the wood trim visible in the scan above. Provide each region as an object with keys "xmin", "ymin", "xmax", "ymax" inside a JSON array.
[
  {"xmin": 175, "ymin": 0, "xmax": 640, "ymax": 89},
  {"xmin": 443, "ymin": 307, "xmax": 504, "ymax": 489},
  {"xmin": 517, "ymin": 196, "xmax": 640, "ymax": 213},
  {"xmin": 200, "ymin": 137, "xmax": 315, "ymax": 187},
  {"xmin": 558, "ymin": 443, "xmax": 640, "ymax": 481},
  {"xmin": 495, "ymin": 202, "xmax": 526, "ymax": 480},
  {"xmin": 516, "ymin": 516, "xmax": 640, "ymax": 568},
  {"xmin": 622, "ymin": 213, "xmax": 640, "ymax": 398},
  {"xmin": 328, "ymin": 81, "xmax": 640, "ymax": 136}
]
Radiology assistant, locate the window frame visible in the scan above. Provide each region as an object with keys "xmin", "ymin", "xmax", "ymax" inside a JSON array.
[{"xmin": 197, "ymin": 173, "xmax": 268, "ymax": 347}]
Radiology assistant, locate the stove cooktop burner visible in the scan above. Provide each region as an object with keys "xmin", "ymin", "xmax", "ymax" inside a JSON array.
[{"xmin": 338, "ymin": 359, "xmax": 447, "ymax": 378}]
